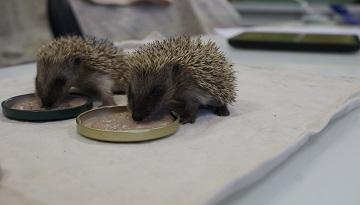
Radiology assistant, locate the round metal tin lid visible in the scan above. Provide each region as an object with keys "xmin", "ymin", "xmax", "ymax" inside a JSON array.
[
  {"xmin": 76, "ymin": 106, "xmax": 180, "ymax": 142},
  {"xmin": 2, "ymin": 93, "xmax": 93, "ymax": 121}
]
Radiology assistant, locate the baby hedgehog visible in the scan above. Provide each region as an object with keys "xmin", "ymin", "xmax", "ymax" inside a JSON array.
[
  {"xmin": 126, "ymin": 36, "xmax": 236, "ymax": 124},
  {"xmin": 35, "ymin": 35, "xmax": 129, "ymax": 107}
]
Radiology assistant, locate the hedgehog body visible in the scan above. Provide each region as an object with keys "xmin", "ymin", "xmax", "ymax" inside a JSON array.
[
  {"xmin": 35, "ymin": 35, "xmax": 129, "ymax": 107},
  {"xmin": 126, "ymin": 36, "xmax": 236, "ymax": 124}
]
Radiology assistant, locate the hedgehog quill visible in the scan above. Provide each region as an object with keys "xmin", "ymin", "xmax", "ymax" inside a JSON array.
[
  {"xmin": 35, "ymin": 35, "xmax": 129, "ymax": 107},
  {"xmin": 126, "ymin": 36, "xmax": 236, "ymax": 124}
]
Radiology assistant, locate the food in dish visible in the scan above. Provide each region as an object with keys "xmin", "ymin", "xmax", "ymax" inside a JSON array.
[
  {"xmin": 91, "ymin": 112, "xmax": 174, "ymax": 131},
  {"xmin": 12, "ymin": 97, "xmax": 87, "ymax": 110}
]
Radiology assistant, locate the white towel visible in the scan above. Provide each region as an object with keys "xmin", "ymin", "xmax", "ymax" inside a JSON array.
[{"xmin": 0, "ymin": 64, "xmax": 359, "ymax": 205}]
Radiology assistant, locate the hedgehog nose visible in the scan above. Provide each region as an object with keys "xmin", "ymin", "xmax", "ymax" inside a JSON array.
[
  {"xmin": 132, "ymin": 113, "xmax": 144, "ymax": 122},
  {"xmin": 42, "ymin": 101, "xmax": 52, "ymax": 108}
]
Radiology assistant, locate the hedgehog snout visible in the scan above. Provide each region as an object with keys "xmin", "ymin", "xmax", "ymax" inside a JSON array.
[
  {"xmin": 38, "ymin": 92, "xmax": 60, "ymax": 108},
  {"xmin": 41, "ymin": 99, "xmax": 54, "ymax": 108},
  {"xmin": 132, "ymin": 112, "xmax": 145, "ymax": 122},
  {"xmin": 35, "ymin": 90, "xmax": 53, "ymax": 108}
]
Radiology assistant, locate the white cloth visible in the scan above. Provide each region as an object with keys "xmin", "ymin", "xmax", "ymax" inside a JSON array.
[{"xmin": 0, "ymin": 65, "xmax": 359, "ymax": 205}]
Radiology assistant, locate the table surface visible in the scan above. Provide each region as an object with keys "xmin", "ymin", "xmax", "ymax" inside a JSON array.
[{"xmin": 1, "ymin": 34, "xmax": 360, "ymax": 205}]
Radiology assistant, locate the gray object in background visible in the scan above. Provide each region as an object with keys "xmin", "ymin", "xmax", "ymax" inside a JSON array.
[
  {"xmin": 0, "ymin": 0, "xmax": 53, "ymax": 68},
  {"xmin": 68, "ymin": 0, "xmax": 242, "ymax": 41}
]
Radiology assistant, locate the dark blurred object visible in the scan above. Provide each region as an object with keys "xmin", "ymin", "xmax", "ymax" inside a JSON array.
[
  {"xmin": 48, "ymin": 0, "xmax": 83, "ymax": 37},
  {"xmin": 228, "ymin": 32, "xmax": 360, "ymax": 53}
]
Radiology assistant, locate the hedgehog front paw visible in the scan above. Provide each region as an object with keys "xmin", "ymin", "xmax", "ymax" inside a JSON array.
[
  {"xmin": 180, "ymin": 114, "xmax": 196, "ymax": 124},
  {"xmin": 214, "ymin": 105, "xmax": 230, "ymax": 116}
]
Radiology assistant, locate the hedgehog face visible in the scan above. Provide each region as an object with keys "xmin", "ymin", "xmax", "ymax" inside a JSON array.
[
  {"xmin": 35, "ymin": 56, "xmax": 82, "ymax": 108},
  {"xmin": 127, "ymin": 64, "xmax": 179, "ymax": 122}
]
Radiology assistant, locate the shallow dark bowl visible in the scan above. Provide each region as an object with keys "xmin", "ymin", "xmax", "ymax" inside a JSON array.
[{"xmin": 1, "ymin": 93, "xmax": 93, "ymax": 121}]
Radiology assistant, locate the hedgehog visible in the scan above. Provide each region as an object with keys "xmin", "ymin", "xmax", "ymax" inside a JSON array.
[
  {"xmin": 35, "ymin": 35, "xmax": 129, "ymax": 108},
  {"xmin": 126, "ymin": 36, "xmax": 236, "ymax": 124}
]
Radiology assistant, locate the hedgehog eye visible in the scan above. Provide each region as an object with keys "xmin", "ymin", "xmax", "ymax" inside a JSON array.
[
  {"xmin": 54, "ymin": 76, "xmax": 66, "ymax": 87},
  {"xmin": 152, "ymin": 85, "xmax": 165, "ymax": 97},
  {"xmin": 73, "ymin": 57, "xmax": 82, "ymax": 67}
]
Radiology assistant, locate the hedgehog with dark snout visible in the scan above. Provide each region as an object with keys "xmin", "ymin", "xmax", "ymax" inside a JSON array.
[
  {"xmin": 126, "ymin": 36, "xmax": 236, "ymax": 124},
  {"xmin": 35, "ymin": 35, "xmax": 129, "ymax": 108}
]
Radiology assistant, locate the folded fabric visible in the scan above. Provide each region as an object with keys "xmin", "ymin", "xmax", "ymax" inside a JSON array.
[
  {"xmin": 88, "ymin": 0, "xmax": 172, "ymax": 6},
  {"xmin": 114, "ymin": 31, "xmax": 166, "ymax": 52},
  {"xmin": 0, "ymin": 64, "xmax": 359, "ymax": 205},
  {"xmin": 70, "ymin": 0, "xmax": 242, "ymax": 40}
]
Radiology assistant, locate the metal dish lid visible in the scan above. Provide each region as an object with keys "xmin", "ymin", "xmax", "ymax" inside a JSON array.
[{"xmin": 76, "ymin": 106, "xmax": 179, "ymax": 142}]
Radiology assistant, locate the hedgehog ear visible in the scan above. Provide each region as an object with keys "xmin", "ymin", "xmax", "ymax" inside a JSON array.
[{"xmin": 171, "ymin": 64, "xmax": 181, "ymax": 79}]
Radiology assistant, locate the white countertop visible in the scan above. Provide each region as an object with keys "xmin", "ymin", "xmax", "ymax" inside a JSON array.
[{"xmin": 1, "ymin": 34, "xmax": 360, "ymax": 205}]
